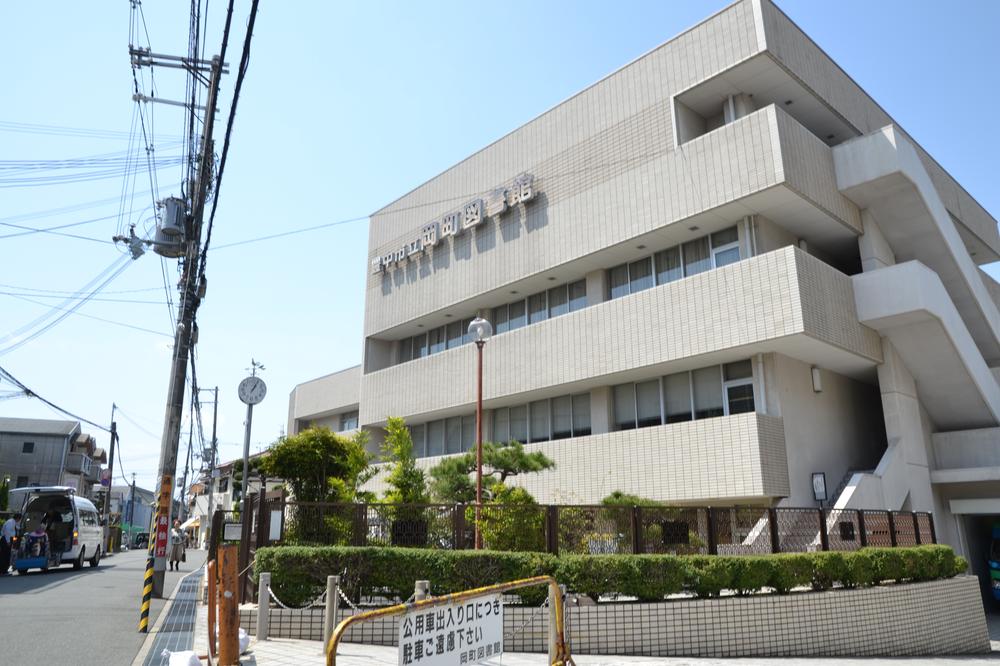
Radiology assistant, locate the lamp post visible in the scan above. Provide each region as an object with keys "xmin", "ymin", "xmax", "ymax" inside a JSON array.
[{"xmin": 467, "ymin": 316, "xmax": 493, "ymax": 550}]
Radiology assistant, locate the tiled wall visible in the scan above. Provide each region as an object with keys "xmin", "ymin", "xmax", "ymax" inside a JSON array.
[{"xmin": 244, "ymin": 576, "xmax": 990, "ymax": 657}]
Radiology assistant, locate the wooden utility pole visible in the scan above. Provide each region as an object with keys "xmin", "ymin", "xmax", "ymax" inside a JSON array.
[{"xmin": 101, "ymin": 404, "xmax": 117, "ymax": 552}]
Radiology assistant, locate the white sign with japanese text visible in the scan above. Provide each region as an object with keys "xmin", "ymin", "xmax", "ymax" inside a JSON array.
[{"xmin": 398, "ymin": 593, "xmax": 504, "ymax": 666}]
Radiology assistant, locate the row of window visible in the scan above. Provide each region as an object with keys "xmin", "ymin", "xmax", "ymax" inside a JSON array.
[
  {"xmin": 398, "ymin": 317, "xmax": 476, "ymax": 363},
  {"xmin": 608, "ymin": 226, "xmax": 740, "ymax": 300},
  {"xmin": 491, "ymin": 393, "xmax": 591, "ymax": 444},
  {"xmin": 409, "ymin": 415, "xmax": 478, "ymax": 458},
  {"xmin": 492, "ymin": 280, "xmax": 587, "ymax": 334},
  {"xmin": 613, "ymin": 360, "xmax": 755, "ymax": 431}
]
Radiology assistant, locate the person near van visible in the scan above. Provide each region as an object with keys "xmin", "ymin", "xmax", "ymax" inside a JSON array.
[
  {"xmin": 169, "ymin": 520, "xmax": 185, "ymax": 571},
  {"xmin": 1, "ymin": 513, "xmax": 21, "ymax": 574}
]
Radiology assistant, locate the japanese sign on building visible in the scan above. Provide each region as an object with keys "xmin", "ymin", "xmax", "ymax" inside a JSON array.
[
  {"xmin": 398, "ymin": 593, "xmax": 504, "ymax": 666},
  {"xmin": 372, "ymin": 174, "xmax": 537, "ymax": 275}
]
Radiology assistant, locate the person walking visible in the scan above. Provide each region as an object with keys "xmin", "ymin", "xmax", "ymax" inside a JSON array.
[
  {"xmin": 1, "ymin": 513, "xmax": 21, "ymax": 575},
  {"xmin": 168, "ymin": 519, "xmax": 186, "ymax": 571}
]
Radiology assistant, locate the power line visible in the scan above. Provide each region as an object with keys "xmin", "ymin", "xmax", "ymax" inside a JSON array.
[
  {"xmin": 3, "ymin": 293, "xmax": 172, "ymax": 337},
  {"xmin": 0, "ymin": 290, "xmax": 168, "ymax": 305},
  {"xmin": 0, "ymin": 119, "xmax": 182, "ymax": 141},
  {"xmin": 213, "ymin": 215, "xmax": 368, "ymax": 250},
  {"xmin": 0, "ymin": 363, "xmax": 110, "ymax": 432}
]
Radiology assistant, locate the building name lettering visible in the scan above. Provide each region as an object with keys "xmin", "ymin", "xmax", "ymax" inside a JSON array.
[{"xmin": 371, "ymin": 174, "xmax": 536, "ymax": 274}]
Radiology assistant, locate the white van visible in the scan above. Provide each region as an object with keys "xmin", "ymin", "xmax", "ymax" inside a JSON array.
[{"xmin": 9, "ymin": 486, "xmax": 103, "ymax": 573}]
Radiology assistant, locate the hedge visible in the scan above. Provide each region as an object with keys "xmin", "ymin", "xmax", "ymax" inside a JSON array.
[{"xmin": 254, "ymin": 544, "xmax": 965, "ymax": 607}]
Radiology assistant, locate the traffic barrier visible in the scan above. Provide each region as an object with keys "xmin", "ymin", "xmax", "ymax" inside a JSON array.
[{"xmin": 138, "ymin": 553, "xmax": 154, "ymax": 633}]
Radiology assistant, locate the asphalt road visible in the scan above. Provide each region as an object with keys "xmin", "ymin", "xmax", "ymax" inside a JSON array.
[{"xmin": 0, "ymin": 548, "xmax": 206, "ymax": 666}]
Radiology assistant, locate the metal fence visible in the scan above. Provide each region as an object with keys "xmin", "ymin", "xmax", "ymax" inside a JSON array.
[{"xmin": 246, "ymin": 500, "xmax": 935, "ymax": 557}]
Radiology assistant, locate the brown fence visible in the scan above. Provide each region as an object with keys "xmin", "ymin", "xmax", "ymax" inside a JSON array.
[{"xmin": 238, "ymin": 498, "xmax": 935, "ymax": 559}]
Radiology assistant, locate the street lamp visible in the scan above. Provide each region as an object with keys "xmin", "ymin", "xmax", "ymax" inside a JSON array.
[{"xmin": 468, "ymin": 316, "xmax": 493, "ymax": 550}]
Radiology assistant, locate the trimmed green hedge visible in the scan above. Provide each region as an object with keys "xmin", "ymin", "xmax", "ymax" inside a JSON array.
[{"xmin": 254, "ymin": 544, "xmax": 964, "ymax": 607}]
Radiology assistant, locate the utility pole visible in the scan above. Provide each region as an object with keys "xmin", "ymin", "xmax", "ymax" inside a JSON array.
[
  {"xmin": 101, "ymin": 404, "xmax": 118, "ymax": 554},
  {"xmin": 204, "ymin": 386, "xmax": 219, "ymax": 549},
  {"xmin": 178, "ymin": 392, "xmax": 195, "ymax": 524},
  {"xmin": 128, "ymin": 472, "xmax": 136, "ymax": 546},
  {"xmin": 145, "ymin": 51, "xmax": 226, "ymax": 599}
]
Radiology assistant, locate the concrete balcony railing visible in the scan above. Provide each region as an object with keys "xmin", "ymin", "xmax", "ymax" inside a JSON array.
[
  {"xmin": 359, "ymin": 246, "xmax": 881, "ymax": 426},
  {"xmin": 362, "ymin": 412, "xmax": 789, "ymax": 504}
]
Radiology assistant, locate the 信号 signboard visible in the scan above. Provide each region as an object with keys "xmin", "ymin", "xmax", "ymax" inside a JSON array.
[{"xmin": 398, "ymin": 593, "xmax": 503, "ymax": 665}]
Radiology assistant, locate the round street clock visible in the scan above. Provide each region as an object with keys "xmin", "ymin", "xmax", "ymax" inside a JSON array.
[{"xmin": 238, "ymin": 376, "xmax": 267, "ymax": 405}]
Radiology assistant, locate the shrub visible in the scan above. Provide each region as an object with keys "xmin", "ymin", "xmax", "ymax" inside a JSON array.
[
  {"xmin": 253, "ymin": 544, "xmax": 962, "ymax": 607},
  {"xmin": 953, "ymin": 555, "xmax": 968, "ymax": 576}
]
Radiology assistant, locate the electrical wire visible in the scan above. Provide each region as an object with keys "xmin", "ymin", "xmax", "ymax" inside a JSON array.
[
  {"xmin": 2, "ymin": 293, "xmax": 172, "ymax": 337},
  {"xmin": 0, "ymin": 363, "xmax": 110, "ymax": 432},
  {"xmin": 0, "ymin": 120, "xmax": 181, "ymax": 141},
  {"xmin": 0, "ymin": 290, "xmax": 168, "ymax": 305}
]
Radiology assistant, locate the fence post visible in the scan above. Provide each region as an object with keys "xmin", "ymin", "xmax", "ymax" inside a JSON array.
[
  {"xmin": 255, "ymin": 493, "xmax": 269, "ymax": 550},
  {"xmin": 887, "ymin": 511, "xmax": 898, "ymax": 547},
  {"xmin": 630, "ymin": 506, "xmax": 643, "ymax": 554},
  {"xmin": 323, "ymin": 575, "xmax": 340, "ymax": 649},
  {"xmin": 352, "ymin": 504, "xmax": 368, "ymax": 547},
  {"xmin": 706, "ymin": 508, "xmax": 717, "ymax": 555},
  {"xmin": 218, "ymin": 544, "xmax": 239, "ymax": 666},
  {"xmin": 256, "ymin": 572, "xmax": 271, "ymax": 641},
  {"xmin": 818, "ymin": 508, "xmax": 829, "ymax": 551},
  {"xmin": 912, "ymin": 512, "xmax": 921, "ymax": 545},
  {"xmin": 767, "ymin": 508, "xmax": 780, "ymax": 553},
  {"xmin": 857, "ymin": 510, "xmax": 868, "ymax": 548},
  {"xmin": 210, "ymin": 509, "xmax": 224, "ymax": 562},
  {"xmin": 546, "ymin": 505, "xmax": 559, "ymax": 556},
  {"xmin": 453, "ymin": 504, "xmax": 467, "ymax": 550},
  {"xmin": 414, "ymin": 580, "xmax": 430, "ymax": 601},
  {"xmin": 928, "ymin": 513, "xmax": 937, "ymax": 543},
  {"xmin": 238, "ymin": 493, "xmax": 257, "ymax": 604}
]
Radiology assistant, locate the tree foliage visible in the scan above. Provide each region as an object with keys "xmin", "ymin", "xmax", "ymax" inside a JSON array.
[
  {"xmin": 429, "ymin": 441, "xmax": 555, "ymax": 503},
  {"xmin": 381, "ymin": 416, "xmax": 428, "ymax": 505},
  {"xmin": 258, "ymin": 426, "xmax": 371, "ymax": 503}
]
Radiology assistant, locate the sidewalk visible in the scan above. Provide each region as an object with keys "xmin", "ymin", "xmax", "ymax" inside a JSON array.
[
  {"xmin": 132, "ymin": 552, "xmax": 208, "ymax": 666},
  {"xmin": 192, "ymin": 614, "xmax": 1000, "ymax": 665}
]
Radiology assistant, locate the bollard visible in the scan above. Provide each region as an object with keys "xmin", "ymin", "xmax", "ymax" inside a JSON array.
[
  {"xmin": 323, "ymin": 575, "xmax": 341, "ymax": 649},
  {"xmin": 414, "ymin": 580, "xmax": 430, "ymax": 601},
  {"xmin": 547, "ymin": 583, "xmax": 566, "ymax": 664},
  {"xmin": 257, "ymin": 572, "xmax": 271, "ymax": 641},
  {"xmin": 218, "ymin": 544, "xmax": 240, "ymax": 665},
  {"xmin": 207, "ymin": 560, "xmax": 217, "ymax": 659}
]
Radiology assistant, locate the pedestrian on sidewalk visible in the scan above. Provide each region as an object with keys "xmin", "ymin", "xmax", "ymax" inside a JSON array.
[
  {"xmin": 1, "ymin": 513, "xmax": 21, "ymax": 574},
  {"xmin": 169, "ymin": 520, "xmax": 186, "ymax": 571}
]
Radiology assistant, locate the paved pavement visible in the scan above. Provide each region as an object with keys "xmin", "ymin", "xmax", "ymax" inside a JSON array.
[
  {"xmin": 0, "ymin": 547, "xmax": 205, "ymax": 666},
  {"xmin": 191, "ymin": 608, "xmax": 1000, "ymax": 666}
]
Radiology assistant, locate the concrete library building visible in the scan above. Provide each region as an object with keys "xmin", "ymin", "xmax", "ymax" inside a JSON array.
[{"xmin": 289, "ymin": 0, "xmax": 1000, "ymax": 575}]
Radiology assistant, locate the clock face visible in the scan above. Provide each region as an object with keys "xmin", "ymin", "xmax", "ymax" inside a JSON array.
[{"xmin": 238, "ymin": 376, "xmax": 267, "ymax": 405}]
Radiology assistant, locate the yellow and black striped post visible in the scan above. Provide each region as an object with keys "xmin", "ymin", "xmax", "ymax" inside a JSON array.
[{"xmin": 139, "ymin": 550, "xmax": 154, "ymax": 632}]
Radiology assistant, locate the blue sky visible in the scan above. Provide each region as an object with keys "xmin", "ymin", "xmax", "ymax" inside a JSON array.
[{"xmin": 1, "ymin": 0, "xmax": 997, "ymax": 492}]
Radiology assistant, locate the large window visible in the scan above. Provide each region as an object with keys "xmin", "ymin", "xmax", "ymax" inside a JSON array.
[
  {"xmin": 446, "ymin": 417, "xmax": 463, "ymax": 454},
  {"xmin": 612, "ymin": 361, "xmax": 755, "ymax": 430},
  {"xmin": 568, "ymin": 281, "xmax": 587, "ymax": 312},
  {"xmin": 338, "ymin": 411, "xmax": 359, "ymax": 431},
  {"xmin": 492, "ymin": 393, "xmax": 591, "ymax": 444},
  {"xmin": 608, "ymin": 226, "xmax": 740, "ymax": 301}
]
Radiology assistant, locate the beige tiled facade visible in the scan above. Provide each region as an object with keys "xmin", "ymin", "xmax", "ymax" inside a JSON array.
[{"xmin": 289, "ymin": 0, "xmax": 1000, "ymax": 565}]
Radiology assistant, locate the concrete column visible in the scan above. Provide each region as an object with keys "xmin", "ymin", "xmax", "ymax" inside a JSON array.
[
  {"xmin": 859, "ymin": 211, "xmax": 896, "ymax": 272},
  {"xmin": 585, "ymin": 269, "xmax": 606, "ymax": 307},
  {"xmin": 876, "ymin": 340, "xmax": 934, "ymax": 512},
  {"xmin": 323, "ymin": 575, "xmax": 340, "ymax": 649},
  {"xmin": 256, "ymin": 572, "xmax": 271, "ymax": 640}
]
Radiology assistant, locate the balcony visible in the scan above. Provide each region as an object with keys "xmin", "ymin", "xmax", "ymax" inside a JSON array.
[
  {"xmin": 360, "ymin": 246, "xmax": 882, "ymax": 425},
  {"xmin": 362, "ymin": 412, "xmax": 789, "ymax": 505},
  {"xmin": 65, "ymin": 452, "xmax": 92, "ymax": 476}
]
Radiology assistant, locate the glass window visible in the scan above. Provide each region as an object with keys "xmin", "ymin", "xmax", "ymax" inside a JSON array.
[
  {"xmin": 493, "ymin": 305, "xmax": 509, "ymax": 335},
  {"xmin": 429, "ymin": 327, "xmax": 446, "ymax": 355},
  {"xmin": 427, "ymin": 420, "xmax": 445, "ymax": 456},
  {"xmin": 683, "ymin": 237, "xmax": 711, "ymax": 277},
  {"xmin": 413, "ymin": 333, "xmax": 428, "ymax": 359},
  {"xmin": 529, "ymin": 400, "xmax": 550, "ymax": 442},
  {"xmin": 628, "ymin": 257, "xmax": 654, "ymax": 293},
  {"xmin": 446, "ymin": 321, "xmax": 463, "ymax": 349},
  {"xmin": 712, "ymin": 227, "xmax": 740, "ymax": 268},
  {"xmin": 723, "ymin": 360, "xmax": 753, "ymax": 381},
  {"xmin": 462, "ymin": 415, "xmax": 476, "ymax": 451},
  {"xmin": 398, "ymin": 337, "xmax": 412, "ymax": 364},
  {"xmin": 528, "ymin": 292, "xmax": 548, "ymax": 324},
  {"xmin": 548, "ymin": 285, "xmax": 568, "ymax": 318},
  {"xmin": 446, "ymin": 417, "xmax": 463, "ymax": 454},
  {"xmin": 636, "ymin": 380, "xmax": 662, "ymax": 428},
  {"xmin": 693, "ymin": 366, "xmax": 724, "ymax": 419},
  {"xmin": 340, "ymin": 411, "xmax": 358, "ymax": 431},
  {"xmin": 572, "ymin": 393, "xmax": 591, "ymax": 436},
  {"xmin": 509, "ymin": 405, "xmax": 528, "ymax": 443},
  {"xmin": 613, "ymin": 383, "xmax": 637, "ymax": 430},
  {"xmin": 410, "ymin": 424, "xmax": 426, "ymax": 458},
  {"xmin": 462, "ymin": 318, "xmax": 475, "ymax": 345},
  {"xmin": 654, "ymin": 246, "xmax": 683, "ymax": 285},
  {"xmin": 492, "ymin": 408, "xmax": 509, "ymax": 443},
  {"xmin": 726, "ymin": 384, "xmax": 756, "ymax": 414},
  {"xmin": 551, "ymin": 396, "xmax": 572, "ymax": 440},
  {"xmin": 508, "ymin": 300, "xmax": 526, "ymax": 330},
  {"xmin": 609, "ymin": 264, "xmax": 629, "ymax": 300},
  {"xmin": 22, "ymin": 441, "xmax": 34, "ymax": 454},
  {"xmin": 664, "ymin": 371, "xmax": 692, "ymax": 423},
  {"xmin": 568, "ymin": 280, "xmax": 587, "ymax": 312}
]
